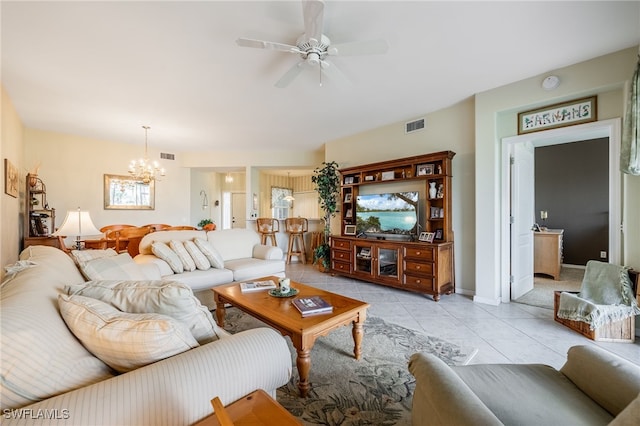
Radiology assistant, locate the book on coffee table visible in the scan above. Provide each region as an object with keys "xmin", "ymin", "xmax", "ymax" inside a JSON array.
[
  {"xmin": 240, "ymin": 280, "xmax": 276, "ymax": 292},
  {"xmin": 292, "ymin": 296, "xmax": 333, "ymax": 316}
]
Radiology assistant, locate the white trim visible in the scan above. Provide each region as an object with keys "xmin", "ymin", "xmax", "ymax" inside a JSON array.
[
  {"xmin": 500, "ymin": 118, "xmax": 622, "ymax": 303},
  {"xmin": 473, "ymin": 295, "xmax": 501, "ymax": 306}
]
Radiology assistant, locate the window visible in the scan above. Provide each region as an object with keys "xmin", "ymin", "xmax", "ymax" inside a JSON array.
[{"xmin": 271, "ymin": 187, "xmax": 293, "ymax": 219}]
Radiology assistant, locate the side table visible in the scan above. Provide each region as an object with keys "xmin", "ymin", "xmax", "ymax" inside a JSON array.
[{"xmin": 194, "ymin": 389, "xmax": 300, "ymax": 426}]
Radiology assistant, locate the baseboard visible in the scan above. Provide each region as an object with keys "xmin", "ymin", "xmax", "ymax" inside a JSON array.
[
  {"xmin": 562, "ymin": 264, "xmax": 586, "ymax": 269},
  {"xmin": 455, "ymin": 288, "xmax": 474, "ymax": 297},
  {"xmin": 473, "ymin": 295, "xmax": 501, "ymax": 306}
]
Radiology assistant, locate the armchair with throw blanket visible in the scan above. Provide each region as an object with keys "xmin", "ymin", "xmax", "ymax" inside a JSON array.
[{"xmin": 555, "ymin": 260, "xmax": 640, "ymax": 342}]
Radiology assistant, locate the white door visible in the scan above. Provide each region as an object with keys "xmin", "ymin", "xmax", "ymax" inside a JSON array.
[
  {"xmin": 510, "ymin": 142, "xmax": 535, "ymax": 300},
  {"xmin": 231, "ymin": 192, "xmax": 246, "ymax": 229}
]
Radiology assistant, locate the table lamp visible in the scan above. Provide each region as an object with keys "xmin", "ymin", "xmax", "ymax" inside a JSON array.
[{"xmin": 53, "ymin": 207, "xmax": 101, "ymax": 250}]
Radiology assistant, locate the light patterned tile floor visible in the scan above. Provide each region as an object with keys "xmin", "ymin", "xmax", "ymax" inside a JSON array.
[{"xmin": 284, "ymin": 263, "xmax": 640, "ymax": 369}]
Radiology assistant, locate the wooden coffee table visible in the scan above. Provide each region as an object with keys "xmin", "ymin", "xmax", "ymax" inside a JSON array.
[{"xmin": 213, "ymin": 277, "xmax": 370, "ymax": 397}]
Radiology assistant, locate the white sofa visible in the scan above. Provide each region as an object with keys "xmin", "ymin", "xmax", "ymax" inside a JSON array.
[
  {"xmin": 1, "ymin": 245, "xmax": 292, "ymax": 425},
  {"xmin": 133, "ymin": 229, "xmax": 285, "ymax": 307}
]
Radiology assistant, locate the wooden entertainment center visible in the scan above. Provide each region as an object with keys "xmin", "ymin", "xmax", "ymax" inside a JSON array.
[{"xmin": 330, "ymin": 151, "xmax": 455, "ymax": 301}]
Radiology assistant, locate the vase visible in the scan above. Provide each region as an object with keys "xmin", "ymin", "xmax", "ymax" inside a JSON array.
[{"xmin": 429, "ymin": 182, "xmax": 437, "ymax": 199}]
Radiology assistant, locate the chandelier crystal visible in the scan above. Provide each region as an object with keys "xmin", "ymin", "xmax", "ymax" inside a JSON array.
[{"xmin": 128, "ymin": 125, "xmax": 165, "ymax": 184}]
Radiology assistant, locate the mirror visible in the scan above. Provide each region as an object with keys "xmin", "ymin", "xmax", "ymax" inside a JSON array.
[{"xmin": 104, "ymin": 174, "xmax": 155, "ymax": 210}]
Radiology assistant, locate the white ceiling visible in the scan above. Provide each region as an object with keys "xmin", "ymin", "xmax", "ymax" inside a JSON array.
[{"xmin": 2, "ymin": 1, "xmax": 639, "ymax": 153}]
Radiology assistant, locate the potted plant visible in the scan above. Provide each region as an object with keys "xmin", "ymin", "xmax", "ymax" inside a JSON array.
[
  {"xmin": 197, "ymin": 218, "xmax": 216, "ymax": 231},
  {"xmin": 311, "ymin": 161, "xmax": 340, "ymax": 271}
]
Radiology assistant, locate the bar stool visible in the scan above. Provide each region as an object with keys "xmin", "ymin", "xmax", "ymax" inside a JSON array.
[
  {"xmin": 256, "ymin": 218, "xmax": 279, "ymax": 246},
  {"xmin": 285, "ymin": 217, "xmax": 308, "ymax": 264}
]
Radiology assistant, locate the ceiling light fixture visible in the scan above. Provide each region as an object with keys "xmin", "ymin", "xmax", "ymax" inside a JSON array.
[
  {"xmin": 225, "ymin": 173, "xmax": 234, "ymax": 183},
  {"xmin": 542, "ymin": 75, "xmax": 560, "ymax": 90},
  {"xmin": 128, "ymin": 125, "xmax": 165, "ymax": 184}
]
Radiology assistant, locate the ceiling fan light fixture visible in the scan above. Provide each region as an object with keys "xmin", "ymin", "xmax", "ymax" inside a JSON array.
[{"xmin": 236, "ymin": 0, "xmax": 387, "ymax": 88}]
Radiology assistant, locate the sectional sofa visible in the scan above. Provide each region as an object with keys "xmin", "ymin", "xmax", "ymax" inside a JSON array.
[
  {"xmin": 133, "ymin": 228, "xmax": 286, "ymax": 307},
  {"xmin": 0, "ymin": 245, "xmax": 292, "ymax": 425}
]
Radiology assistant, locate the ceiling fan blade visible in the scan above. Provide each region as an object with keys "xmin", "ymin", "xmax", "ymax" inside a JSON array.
[
  {"xmin": 236, "ymin": 38, "xmax": 301, "ymax": 54},
  {"xmin": 328, "ymin": 39, "xmax": 389, "ymax": 56},
  {"xmin": 319, "ymin": 60, "xmax": 349, "ymax": 87},
  {"xmin": 302, "ymin": 0, "xmax": 324, "ymax": 45},
  {"xmin": 275, "ymin": 61, "xmax": 306, "ymax": 88}
]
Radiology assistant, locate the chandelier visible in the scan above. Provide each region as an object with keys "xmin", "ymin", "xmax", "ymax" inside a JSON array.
[{"xmin": 128, "ymin": 125, "xmax": 165, "ymax": 184}]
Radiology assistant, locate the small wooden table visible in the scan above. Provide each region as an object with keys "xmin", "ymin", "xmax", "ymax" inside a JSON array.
[
  {"xmin": 213, "ymin": 277, "xmax": 370, "ymax": 397},
  {"xmin": 534, "ymin": 229, "xmax": 564, "ymax": 280},
  {"xmin": 194, "ymin": 389, "xmax": 300, "ymax": 425}
]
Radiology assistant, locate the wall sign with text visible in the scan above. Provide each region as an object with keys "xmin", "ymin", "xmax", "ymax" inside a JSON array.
[{"xmin": 518, "ymin": 96, "xmax": 597, "ymax": 135}]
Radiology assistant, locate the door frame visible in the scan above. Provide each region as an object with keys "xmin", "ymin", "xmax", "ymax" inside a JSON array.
[{"xmin": 500, "ymin": 118, "xmax": 621, "ymax": 303}]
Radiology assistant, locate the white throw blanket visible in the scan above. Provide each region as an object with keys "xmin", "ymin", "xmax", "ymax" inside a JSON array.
[{"xmin": 557, "ymin": 260, "xmax": 640, "ymax": 330}]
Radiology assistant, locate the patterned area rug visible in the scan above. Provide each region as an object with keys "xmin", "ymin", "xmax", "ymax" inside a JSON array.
[{"xmin": 222, "ymin": 308, "xmax": 477, "ymax": 425}]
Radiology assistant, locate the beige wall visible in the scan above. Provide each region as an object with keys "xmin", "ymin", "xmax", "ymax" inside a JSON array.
[
  {"xmin": 1, "ymin": 86, "xmax": 24, "ymax": 278},
  {"xmin": 4, "ymin": 47, "xmax": 638, "ymax": 299},
  {"xmin": 475, "ymin": 46, "xmax": 640, "ymax": 304},
  {"xmin": 325, "ymin": 98, "xmax": 477, "ymax": 293},
  {"xmin": 24, "ymin": 128, "xmax": 192, "ymax": 237}
]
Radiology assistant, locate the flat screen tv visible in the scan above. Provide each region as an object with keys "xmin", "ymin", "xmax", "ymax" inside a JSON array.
[{"xmin": 355, "ymin": 192, "xmax": 419, "ymax": 239}]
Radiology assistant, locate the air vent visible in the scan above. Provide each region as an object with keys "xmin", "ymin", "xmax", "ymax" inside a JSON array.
[
  {"xmin": 160, "ymin": 153, "xmax": 175, "ymax": 160},
  {"xmin": 405, "ymin": 118, "xmax": 425, "ymax": 134}
]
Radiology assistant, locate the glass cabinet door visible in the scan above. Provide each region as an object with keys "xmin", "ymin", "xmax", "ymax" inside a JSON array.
[
  {"xmin": 354, "ymin": 244, "xmax": 373, "ymax": 275},
  {"xmin": 377, "ymin": 247, "xmax": 399, "ymax": 279}
]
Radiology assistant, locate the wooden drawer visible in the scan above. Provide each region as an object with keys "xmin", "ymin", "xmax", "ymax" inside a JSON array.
[
  {"xmin": 404, "ymin": 274, "xmax": 434, "ymax": 291},
  {"xmin": 332, "ymin": 239, "xmax": 351, "ymax": 250},
  {"xmin": 404, "ymin": 261, "xmax": 433, "ymax": 275},
  {"xmin": 404, "ymin": 246, "xmax": 434, "ymax": 261},
  {"xmin": 332, "ymin": 260, "xmax": 352, "ymax": 273},
  {"xmin": 332, "ymin": 249, "xmax": 351, "ymax": 262}
]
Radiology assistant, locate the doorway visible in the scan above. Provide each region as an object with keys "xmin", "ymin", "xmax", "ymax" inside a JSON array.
[
  {"xmin": 231, "ymin": 192, "xmax": 246, "ymax": 229},
  {"xmin": 501, "ymin": 119, "xmax": 622, "ymax": 303}
]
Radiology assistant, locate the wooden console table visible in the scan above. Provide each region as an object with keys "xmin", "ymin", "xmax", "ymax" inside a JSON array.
[{"xmin": 534, "ymin": 229, "xmax": 564, "ymax": 280}]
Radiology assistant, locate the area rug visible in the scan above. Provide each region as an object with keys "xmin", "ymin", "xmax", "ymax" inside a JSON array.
[
  {"xmin": 515, "ymin": 268, "xmax": 584, "ymax": 309},
  {"xmin": 223, "ymin": 308, "xmax": 477, "ymax": 425}
]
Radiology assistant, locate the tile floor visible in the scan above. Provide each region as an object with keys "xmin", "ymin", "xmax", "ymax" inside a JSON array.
[{"xmin": 284, "ymin": 263, "xmax": 640, "ymax": 369}]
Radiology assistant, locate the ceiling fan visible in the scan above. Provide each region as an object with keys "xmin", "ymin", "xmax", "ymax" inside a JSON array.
[{"xmin": 236, "ymin": 0, "xmax": 388, "ymax": 88}]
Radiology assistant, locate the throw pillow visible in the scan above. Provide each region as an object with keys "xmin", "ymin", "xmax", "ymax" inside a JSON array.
[
  {"xmin": 65, "ymin": 280, "xmax": 219, "ymax": 344},
  {"xmin": 169, "ymin": 240, "xmax": 196, "ymax": 272},
  {"xmin": 194, "ymin": 238, "xmax": 225, "ymax": 269},
  {"xmin": 151, "ymin": 242, "xmax": 183, "ymax": 273},
  {"xmin": 58, "ymin": 294, "xmax": 199, "ymax": 373},
  {"xmin": 78, "ymin": 253, "xmax": 148, "ymax": 281},
  {"xmin": 70, "ymin": 248, "xmax": 117, "ymax": 265},
  {"xmin": 183, "ymin": 240, "xmax": 211, "ymax": 270}
]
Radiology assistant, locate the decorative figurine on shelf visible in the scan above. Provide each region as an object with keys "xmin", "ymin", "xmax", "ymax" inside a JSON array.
[
  {"xmin": 436, "ymin": 164, "xmax": 442, "ymax": 174},
  {"xmin": 429, "ymin": 182, "xmax": 437, "ymax": 199},
  {"xmin": 437, "ymin": 184, "xmax": 444, "ymax": 198}
]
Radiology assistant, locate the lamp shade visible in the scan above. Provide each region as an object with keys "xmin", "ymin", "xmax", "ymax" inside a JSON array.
[{"xmin": 53, "ymin": 209, "xmax": 101, "ymax": 238}]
